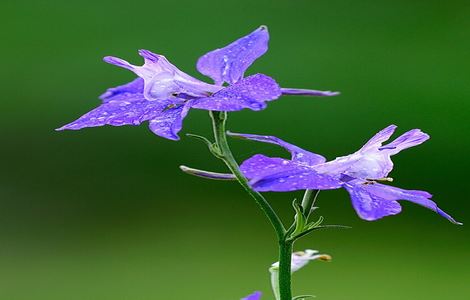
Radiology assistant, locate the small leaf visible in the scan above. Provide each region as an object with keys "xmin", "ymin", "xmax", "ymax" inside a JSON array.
[
  {"xmin": 292, "ymin": 224, "xmax": 351, "ymax": 240},
  {"xmin": 306, "ymin": 216, "xmax": 324, "ymax": 230},
  {"xmin": 292, "ymin": 199, "xmax": 307, "ymax": 237}
]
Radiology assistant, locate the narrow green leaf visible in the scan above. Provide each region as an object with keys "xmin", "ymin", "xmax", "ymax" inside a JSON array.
[{"xmin": 292, "ymin": 199, "xmax": 307, "ymax": 237}]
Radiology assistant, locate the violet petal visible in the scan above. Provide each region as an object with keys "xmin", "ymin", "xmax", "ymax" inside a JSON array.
[
  {"xmin": 197, "ymin": 26, "xmax": 269, "ymax": 85},
  {"xmin": 344, "ymin": 182, "xmax": 402, "ymax": 221},
  {"xmin": 99, "ymin": 78, "xmax": 145, "ymax": 103},
  {"xmin": 360, "ymin": 124, "xmax": 397, "ymax": 151},
  {"xmin": 240, "ymin": 154, "xmax": 297, "ymax": 179},
  {"xmin": 57, "ymin": 94, "xmax": 158, "ymax": 130},
  {"xmin": 345, "ymin": 182, "xmax": 462, "ymax": 224},
  {"xmin": 57, "ymin": 95, "xmax": 190, "ymax": 140},
  {"xmin": 148, "ymin": 103, "xmax": 191, "ymax": 140},
  {"xmin": 250, "ymin": 168, "xmax": 342, "ymax": 192},
  {"xmin": 190, "ymin": 74, "xmax": 281, "ymax": 111},
  {"xmin": 228, "ymin": 132, "xmax": 326, "ymax": 165},
  {"xmin": 242, "ymin": 291, "xmax": 262, "ymax": 300},
  {"xmin": 380, "ymin": 129, "xmax": 430, "ymax": 154}
]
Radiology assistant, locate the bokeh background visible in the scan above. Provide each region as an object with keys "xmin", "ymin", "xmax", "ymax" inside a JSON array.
[{"xmin": 1, "ymin": 0, "xmax": 469, "ymax": 299}]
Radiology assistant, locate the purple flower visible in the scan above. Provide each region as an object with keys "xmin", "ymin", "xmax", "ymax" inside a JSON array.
[
  {"xmin": 58, "ymin": 26, "xmax": 338, "ymax": 140},
  {"xmin": 242, "ymin": 291, "xmax": 262, "ymax": 300},
  {"xmin": 229, "ymin": 126, "xmax": 461, "ymax": 224}
]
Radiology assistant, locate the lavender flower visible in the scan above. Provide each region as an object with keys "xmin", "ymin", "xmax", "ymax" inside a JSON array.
[
  {"xmin": 229, "ymin": 126, "xmax": 461, "ymax": 224},
  {"xmin": 57, "ymin": 26, "xmax": 338, "ymax": 140},
  {"xmin": 242, "ymin": 291, "xmax": 262, "ymax": 300}
]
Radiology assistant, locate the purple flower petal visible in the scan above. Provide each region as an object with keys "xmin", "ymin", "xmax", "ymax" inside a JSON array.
[
  {"xmin": 57, "ymin": 94, "xmax": 153, "ymax": 129},
  {"xmin": 57, "ymin": 95, "xmax": 190, "ymax": 140},
  {"xmin": 242, "ymin": 291, "xmax": 262, "ymax": 300},
  {"xmin": 228, "ymin": 133, "xmax": 326, "ymax": 165},
  {"xmin": 281, "ymin": 88, "xmax": 339, "ymax": 97},
  {"xmin": 360, "ymin": 125, "xmax": 397, "ymax": 151},
  {"xmin": 344, "ymin": 182, "xmax": 402, "ymax": 221},
  {"xmin": 197, "ymin": 26, "xmax": 269, "ymax": 85},
  {"xmin": 99, "ymin": 78, "xmax": 144, "ymax": 103},
  {"xmin": 366, "ymin": 183, "xmax": 461, "ymax": 224},
  {"xmin": 380, "ymin": 129, "xmax": 430, "ymax": 154},
  {"xmin": 148, "ymin": 103, "xmax": 191, "ymax": 140},
  {"xmin": 345, "ymin": 182, "xmax": 462, "ymax": 224},
  {"xmin": 190, "ymin": 74, "xmax": 281, "ymax": 111},
  {"xmin": 240, "ymin": 155, "xmax": 341, "ymax": 191},
  {"xmin": 240, "ymin": 154, "xmax": 297, "ymax": 179},
  {"xmin": 231, "ymin": 134, "xmax": 341, "ymax": 191},
  {"xmin": 104, "ymin": 50, "xmax": 220, "ymax": 101},
  {"xmin": 250, "ymin": 167, "xmax": 342, "ymax": 192}
]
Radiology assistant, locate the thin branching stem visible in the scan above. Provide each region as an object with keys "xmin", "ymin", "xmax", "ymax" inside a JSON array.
[{"xmin": 209, "ymin": 111, "xmax": 292, "ymax": 300}]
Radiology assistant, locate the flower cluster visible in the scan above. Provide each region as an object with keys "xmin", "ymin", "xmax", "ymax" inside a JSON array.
[
  {"xmin": 57, "ymin": 26, "xmax": 337, "ymax": 140},
  {"xmin": 59, "ymin": 25, "xmax": 461, "ymax": 300}
]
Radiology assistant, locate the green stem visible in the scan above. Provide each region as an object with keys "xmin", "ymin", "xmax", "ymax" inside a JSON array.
[
  {"xmin": 209, "ymin": 111, "xmax": 285, "ymax": 239},
  {"xmin": 278, "ymin": 240, "xmax": 293, "ymax": 300},
  {"xmin": 301, "ymin": 190, "xmax": 320, "ymax": 220},
  {"xmin": 209, "ymin": 111, "xmax": 292, "ymax": 300}
]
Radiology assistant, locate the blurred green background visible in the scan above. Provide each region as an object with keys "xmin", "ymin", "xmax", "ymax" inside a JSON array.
[{"xmin": 1, "ymin": 0, "xmax": 469, "ymax": 299}]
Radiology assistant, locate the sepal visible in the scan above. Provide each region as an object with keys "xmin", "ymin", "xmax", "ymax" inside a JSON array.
[
  {"xmin": 186, "ymin": 133, "xmax": 223, "ymax": 158},
  {"xmin": 179, "ymin": 165, "xmax": 235, "ymax": 180},
  {"xmin": 292, "ymin": 295, "xmax": 315, "ymax": 300}
]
